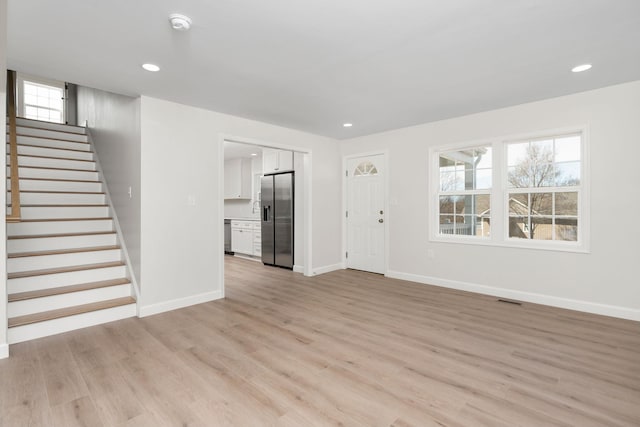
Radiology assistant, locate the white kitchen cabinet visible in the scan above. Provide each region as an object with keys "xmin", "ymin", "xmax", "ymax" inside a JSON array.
[
  {"xmin": 231, "ymin": 223, "xmax": 253, "ymax": 254},
  {"xmin": 231, "ymin": 220, "xmax": 262, "ymax": 256},
  {"xmin": 224, "ymin": 158, "xmax": 252, "ymax": 199},
  {"xmin": 262, "ymin": 149, "xmax": 293, "ymax": 174}
]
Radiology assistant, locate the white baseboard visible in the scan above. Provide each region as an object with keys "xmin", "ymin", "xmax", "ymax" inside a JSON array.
[
  {"xmin": 293, "ymin": 265, "xmax": 304, "ymax": 273},
  {"xmin": 312, "ymin": 262, "xmax": 344, "ymax": 276},
  {"xmin": 0, "ymin": 343, "xmax": 8, "ymax": 359},
  {"xmin": 139, "ymin": 290, "xmax": 223, "ymax": 318},
  {"xmin": 386, "ymin": 270, "xmax": 640, "ymax": 321}
]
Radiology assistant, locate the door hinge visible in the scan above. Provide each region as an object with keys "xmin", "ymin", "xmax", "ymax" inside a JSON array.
[
  {"xmin": 345, "ymin": 170, "xmax": 348, "ymax": 177},
  {"xmin": 345, "ymin": 210, "xmax": 348, "ymax": 218},
  {"xmin": 345, "ymin": 251, "xmax": 348, "ymax": 259}
]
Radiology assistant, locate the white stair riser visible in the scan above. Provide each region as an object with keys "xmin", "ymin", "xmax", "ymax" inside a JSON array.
[
  {"xmin": 9, "ymin": 205, "xmax": 110, "ymax": 220},
  {"xmin": 9, "ymin": 126, "xmax": 89, "ymax": 143},
  {"xmin": 8, "ymin": 265, "xmax": 127, "ymax": 293},
  {"xmin": 8, "ymin": 303, "xmax": 136, "ymax": 344},
  {"xmin": 9, "ymin": 154, "xmax": 96, "ymax": 171},
  {"xmin": 8, "ymin": 219, "xmax": 113, "ymax": 235},
  {"xmin": 11, "ymin": 144, "xmax": 94, "ymax": 161},
  {"xmin": 13, "ymin": 192, "xmax": 106, "ymax": 205},
  {"xmin": 10, "ymin": 178, "xmax": 102, "ymax": 192},
  {"xmin": 8, "ymin": 166, "xmax": 99, "ymax": 181},
  {"xmin": 8, "ymin": 249, "xmax": 122, "ymax": 273},
  {"xmin": 8, "ymin": 284, "xmax": 131, "ymax": 317},
  {"xmin": 15, "ymin": 118, "xmax": 86, "ymax": 135},
  {"xmin": 10, "ymin": 135, "xmax": 90, "ymax": 152},
  {"xmin": 8, "ymin": 233, "xmax": 117, "ymax": 252}
]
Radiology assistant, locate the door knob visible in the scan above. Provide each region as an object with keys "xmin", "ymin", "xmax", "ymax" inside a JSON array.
[{"xmin": 378, "ymin": 219, "xmax": 384, "ymax": 223}]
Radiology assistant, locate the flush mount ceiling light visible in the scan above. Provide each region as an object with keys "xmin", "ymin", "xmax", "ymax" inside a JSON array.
[
  {"xmin": 169, "ymin": 13, "xmax": 192, "ymax": 31},
  {"xmin": 343, "ymin": 123, "xmax": 353, "ymax": 127},
  {"xmin": 142, "ymin": 63, "xmax": 160, "ymax": 72},
  {"xmin": 571, "ymin": 64, "xmax": 592, "ymax": 73}
]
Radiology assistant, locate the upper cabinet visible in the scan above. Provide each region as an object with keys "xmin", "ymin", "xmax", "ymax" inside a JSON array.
[
  {"xmin": 262, "ymin": 148, "xmax": 293, "ymax": 174},
  {"xmin": 224, "ymin": 158, "xmax": 252, "ymax": 199}
]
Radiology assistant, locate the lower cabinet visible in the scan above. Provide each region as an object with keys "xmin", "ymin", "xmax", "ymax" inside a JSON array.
[{"xmin": 231, "ymin": 220, "xmax": 262, "ymax": 256}]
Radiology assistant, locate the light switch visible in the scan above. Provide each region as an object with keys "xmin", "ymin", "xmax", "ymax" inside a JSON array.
[
  {"xmin": 188, "ymin": 195, "xmax": 197, "ymax": 206},
  {"xmin": 128, "ymin": 186, "xmax": 132, "ymax": 199}
]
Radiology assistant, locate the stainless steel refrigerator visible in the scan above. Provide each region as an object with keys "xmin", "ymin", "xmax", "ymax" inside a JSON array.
[{"xmin": 261, "ymin": 172, "xmax": 294, "ymax": 269}]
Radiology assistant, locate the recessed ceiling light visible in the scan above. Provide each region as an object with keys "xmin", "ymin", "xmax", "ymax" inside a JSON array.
[
  {"xmin": 571, "ymin": 64, "xmax": 592, "ymax": 73},
  {"xmin": 169, "ymin": 13, "xmax": 192, "ymax": 31},
  {"xmin": 251, "ymin": 153, "xmax": 258, "ymax": 156},
  {"xmin": 343, "ymin": 123, "xmax": 353, "ymax": 127},
  {"xmin": 142, "ymin": 63, "xmax": 160, "ymax": 72}
]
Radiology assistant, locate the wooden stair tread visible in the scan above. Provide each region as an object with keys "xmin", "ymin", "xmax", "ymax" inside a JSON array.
[
  {"xmin": 8, "ymin": 190, "xmax": 104, "ymax": 194},
  {"xmin": 9, "ymin": 141, "xmax": 92, "ymax": 153},
  {"xmin": 10, "ymin": 153, "xmax": 95, "ymax": 162},
  {"xmin": 7, "ymin": 133, "xmax": 90, "ymax": 144},
  {"xmin": 8, "ymin": 296, "xmax": 135, "ymax": 328},
  {"xmin": 11, "ymin": 124, "xmax": 89, "ymax": 137},
  {"xmin": 9, "ymin": 176, "xmax": 99, "ymax": 183},
  {"xmin": 18, "ymin": 217, "xmax": 112, "ymax": 222},
  {"xmin": 8, "ymin": 278, "xmax": 131, "ymax": 302},
  {"xmin": 15, "ymin": 116, "xmax": 87, "ymax": 130},
  {"xmin": 9, "ymin": 245, "xmax": 121, "ymax": 258},
  {"xmin": 7, "ymin": 204, "xmax": 108, "ymax": 207},
  {"xmin": 9, "ymin": 165, "xmax": 97, "ymax": 172},
  {"xmin": 8, "ymin": 261, "xmax": 125, "ymax": 279},
  {"xmin": 8, "ymin": 231, "xmax": 116, "ymax": 240}
]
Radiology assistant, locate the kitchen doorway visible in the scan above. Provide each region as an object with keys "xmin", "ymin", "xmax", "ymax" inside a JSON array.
[{"xmin": 219, "ymin": 135, "xmax": 312, "ymax": 298}]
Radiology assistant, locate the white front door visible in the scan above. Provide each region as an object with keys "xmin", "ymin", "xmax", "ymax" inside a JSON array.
[{"xmin": 346, "ymin": 154, "xmax": 385, "ymax": 274}]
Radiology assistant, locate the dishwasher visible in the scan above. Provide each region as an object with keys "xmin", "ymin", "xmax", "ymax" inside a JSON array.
[{"xmin": 224, "ymin": 219, "xmax": 234, "ymax": 255}]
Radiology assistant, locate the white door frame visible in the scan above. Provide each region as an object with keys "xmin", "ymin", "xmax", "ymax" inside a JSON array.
[
  {"xmin": 217, "ymin": 133, "xmax": 313, "ymax": 298},
  {"xmin": 342, "ymin": 150, "xmax": 390, "ymax": 275}
]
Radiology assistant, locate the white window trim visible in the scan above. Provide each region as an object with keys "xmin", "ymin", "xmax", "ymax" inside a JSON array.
[{"xmin": 429, "ymin": 126, "xmax": 590, "ymax": 253}]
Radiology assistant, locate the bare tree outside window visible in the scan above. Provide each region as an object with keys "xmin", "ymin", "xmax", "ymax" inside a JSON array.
[{"xmin": 507, "ymin": 135, "xmax": 580, "ymax": 241}]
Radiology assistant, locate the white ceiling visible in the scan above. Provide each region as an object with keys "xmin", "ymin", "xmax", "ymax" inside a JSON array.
[
  {"xmin": 7, "ymin": 0, "xmax": 640, "ymax": 139},
  {"xmin": 224, "ymin": 141, "xmax": 261, "ymax": 161}
]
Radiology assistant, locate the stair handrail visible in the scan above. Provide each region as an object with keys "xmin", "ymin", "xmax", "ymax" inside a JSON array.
[{"xmin": 6, "ymin": 69, "xmax": 21, "ymax": 222}]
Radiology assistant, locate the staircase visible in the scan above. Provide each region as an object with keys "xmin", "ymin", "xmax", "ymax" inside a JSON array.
[{"xmin": 6, "ymin": 117, "xmax": 137, "ymax": 344}]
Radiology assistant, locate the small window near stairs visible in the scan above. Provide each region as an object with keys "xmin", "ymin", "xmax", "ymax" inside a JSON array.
[{"xmin": 17, "ymin": 74, "xmax": 66, "ymax": 124}]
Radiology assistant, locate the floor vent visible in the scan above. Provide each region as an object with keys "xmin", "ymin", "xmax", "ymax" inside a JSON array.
[{"xmin": 497, "ymin": 299, "xmax": 522, "ymax": 306}]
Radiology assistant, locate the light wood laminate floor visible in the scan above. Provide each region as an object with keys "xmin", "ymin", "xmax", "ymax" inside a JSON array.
[{"xmin": 1, "ymin": 256, "xmax": 639, "ymax": 426}]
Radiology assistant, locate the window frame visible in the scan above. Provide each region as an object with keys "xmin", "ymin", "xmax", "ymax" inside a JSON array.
[
  {"xmin": 433, "ymin": 143, "xmax": 493, "ymax": 241},
  {"xmin": 429, "ymin": 126, "xmax": 589, "ymax": 253},
  {"xmin": 16, "ymin": 73, "xmax": 66, "ymax": 124}
]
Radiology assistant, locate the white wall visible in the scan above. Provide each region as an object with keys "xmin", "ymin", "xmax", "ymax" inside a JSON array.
[
  {"xmin": 0, "ymin": 0, "xmax": 8, "ymax": 359},
  {"xmin": 139, "ymin": 96, "xmax": 341, "ymax": 313},
  {"xmin": 76, "ymin": 87, "xmax": 142, "ymax": 284},
  {"xmin": 341, "ymin": 81, "xmax": 640, "ymax": 320}
]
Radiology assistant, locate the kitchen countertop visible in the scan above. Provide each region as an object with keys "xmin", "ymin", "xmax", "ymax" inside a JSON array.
[{"xmin": 225, "ymin": 217, "xmax": 260, "ymax": 221}]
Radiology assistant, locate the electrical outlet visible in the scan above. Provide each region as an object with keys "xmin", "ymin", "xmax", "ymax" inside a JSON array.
[{"xmin": 187, "ymin": 195, "xmax": 197, "ymax": 206}]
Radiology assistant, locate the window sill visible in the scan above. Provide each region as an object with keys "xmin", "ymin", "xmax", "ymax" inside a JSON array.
[{"xmin": 429, "ymin": 235, "xmax": 590, "ymax": 254}]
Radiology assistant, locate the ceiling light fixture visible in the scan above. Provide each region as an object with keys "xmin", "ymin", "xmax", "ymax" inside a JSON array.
[
  {"xmin": 142, "ymin": 63, "xmax": 160, "ymax": 72},
  {"xmin": 169, "ymin": 13, "xmax": 192, "ymax": 31},
  {"xmin": 343, "ymin": 123, "xmax": 353, "ymax": 127},
  {"xmin": 571, "ymin": 64, "xmax": 592, "ymax": 73}
]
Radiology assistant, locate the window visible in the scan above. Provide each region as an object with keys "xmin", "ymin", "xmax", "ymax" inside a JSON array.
[
  {"xmin": 437, "ymin": 147, "xmax": 492, "ymax": 237},
  {"xmin": 431, "ymin": 129, "xmax": 587, "ymax": 251},
  {"xmin": 507, "ymin": 135, "xmax": 580, "ymax": 242},
  {"xmin": 17, "ymin": 74, "xmax": 65, "ymax": 123}
]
